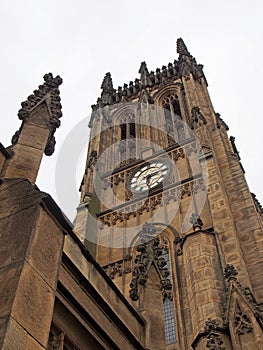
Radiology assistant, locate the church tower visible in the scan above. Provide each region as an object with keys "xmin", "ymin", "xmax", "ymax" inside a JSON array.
[{"xmin": 74, "ymin": 39, "xmax": 263, "ymax": 349}]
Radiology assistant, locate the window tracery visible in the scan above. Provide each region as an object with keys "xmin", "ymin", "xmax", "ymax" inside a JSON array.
[
  {"xmin": 129, "ymin": 227, "xmax": 177, "ymax": 345},
  {"xmin": 161, "ymin": 94, "xmax": 184, "ymax": 146}
]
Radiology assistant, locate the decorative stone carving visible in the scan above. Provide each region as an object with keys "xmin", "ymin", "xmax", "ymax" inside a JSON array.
[
  {"xmin": 13, "ymin": 73, "xmax": 63, "ymax": 155},
  {"xmin": 99, "ymin": 177, "xmax": 206, "ymax": 226},
  {"xmin": 11, "ymin": 129, "xmax": 21, "ymax": 145},
  {"xmin": 91, "ymin": 38, "xmax": 204, "ymax": 111},
  {"xmin": 139, "ymin": 61, "xmax": 150, "ymax": 87},
  {"xmin": 190, "ymin": 106, "xmax": 207, "ymax": 129},
  {"xmin": 87, "ymin": 150, "xmax": 97, "ymax": 169},
  {"xmin": 177, "ymin": 38, "xmax": 204, "ymax": 80},
  {"xmin": 103, "ymin": 254, "xmax": 132, "ymax": 280},
  {"xmin": 224, "ymin": 264, "xmax": 238, "ymax": 280},
  {"xmin": 177, "ymin": 38, "xmax": 191, "ymax": 56},
  {"xmin": 215, "ymin": 112, "xmax": 229, "ymax": 130},
  {"xmin": 129, "ymin": 235, "xmax": 172, "ymax": 301},
  {"xmin": 100, "ymin": 72, "xmax": 115, "ymax": 105},
  {"xmin": 204, "ymin": 318, "xmax": 220, "ymax": 334},
  {"xmin": 174, "ymin": 236, "xmax": 183, "ymax": 256},
  {"xmin": 190, "ymin": 213, "xmax": 203, "ymax": 231},
  {"xmin": 234, "ymin": 302, "xmax": 253, "ymax": 335},
  {"xmin": 163, "ymin": 186, "xmax": 181, "ymax": 205},
  {"xmin": 181, "ymin": 182, "xmax": 192, "ymax": 198},
  {"xmin": 222, "ymin": 263, "xmax": 263, "ymax": 331},
  {"xmin": 44, "ymin": 134, "xmax": 56, "ymax": 156},
  {"xmin": 18, "ymin": 73, "xmax": 62, "ymax": 125},
  {"xmin": 171, "ymin": 147, "xmax": 185, "ymax": 161},
  {"xmin": 230, "ymin": 136, "xmax": 240, "ymax": 159},
  {"xmin": 206, "ymin": 333, "xmax": 225, "ymax": 350},
  {"xmin": 204, "ymin": 319, "xmax": 225, "ymax": 350}
]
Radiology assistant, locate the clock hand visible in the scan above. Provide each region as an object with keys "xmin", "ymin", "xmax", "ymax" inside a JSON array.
[
  {"xmin": 142, "ymin": 171, "xmax": 161, "ymax": 180},
  {"xmin": 145, "ymin": 171, "xmax": 161, "ymax": 186}
]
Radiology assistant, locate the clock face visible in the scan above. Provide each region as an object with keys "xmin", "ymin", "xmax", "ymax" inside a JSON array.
[{"xmin": 130, "ymin": 161, "xmax": 169, "ymax": 193}]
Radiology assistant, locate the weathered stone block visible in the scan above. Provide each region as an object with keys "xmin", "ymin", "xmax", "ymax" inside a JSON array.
[
  {"xmin": 1, "ymin": 317, "xmax": 27, "ymax": 350},
  {"xmin": 0, "ymin": 208, "xmax": 37, "ymax": 268},
  {"xmin": 26, "ymin": 208, "xmax": 64, "ymax": 288},
  {"xmin": 0, "ymin": 263, "xmax": 23, "ymax": 318},
  {"xmin": 12, "ymin": 261, "xmax": 55, "ymax": 347}
]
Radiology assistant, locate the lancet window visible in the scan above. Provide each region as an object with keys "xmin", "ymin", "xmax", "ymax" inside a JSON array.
[
  {"xmin": 161, "ymin": 95, "xmax": 186, "ymax": 146},
  {"xmin": 162, "ymin": 94, "xmax": 182, "ymax": 120},
  {"xmin": 119, "ymin": 113, "xmax": 137, "ymax": 166}
]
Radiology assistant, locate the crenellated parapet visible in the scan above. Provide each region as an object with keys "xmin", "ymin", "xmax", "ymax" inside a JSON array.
[{"xmin": 91, "ymin": 38, "xmax": 205, "ymax": 112}]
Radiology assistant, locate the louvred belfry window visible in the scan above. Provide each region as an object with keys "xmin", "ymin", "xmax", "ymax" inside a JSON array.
[
  {"xmin": 119, "ymin": 114, "xmax": 137, "ymax": 166},
  {"xmin": 162, "ymin": 94, "xmax": 182, "ymax": 120},
  {"xmin": 120, "ymin": 121, "xmax": 136, "ymax": 140}
]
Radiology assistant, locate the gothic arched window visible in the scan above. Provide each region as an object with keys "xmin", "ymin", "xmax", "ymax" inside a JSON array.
[
  {"xmin": 162, "ymin": 94, "xmax": 182, "ymax": 120},
  {"xmin": 119, "ymin": 114, "xmax": 137, "ymax": 166},
  {"xmin": 121, "ymin": 123, "xmax": 127, "ymax": 140},
  {"xmin": 162, "ymin": 95, "xmax": 182, "ymax": 146},
  {"xmin": 120, "ymin": 115, "xmax": 136, "ymax": 140}
]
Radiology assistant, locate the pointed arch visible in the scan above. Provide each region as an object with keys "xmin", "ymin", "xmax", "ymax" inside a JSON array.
[
  {"xmin": 152, "ymin": 84, "xmax": 189, "ymax": 146},
  {"xmin": 128, "ymin": 223, "xmax": 179, "ymax": 346}
]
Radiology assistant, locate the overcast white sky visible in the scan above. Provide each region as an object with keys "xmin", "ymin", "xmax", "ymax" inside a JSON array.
[{"xmin": 0, "ymin": 0, "xmax": 262, "ymax": 220}]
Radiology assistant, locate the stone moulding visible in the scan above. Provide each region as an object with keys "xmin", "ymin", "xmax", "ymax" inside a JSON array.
[
  {"xmin": 98, "ymin": 176, "xmax": 206, "ymax": 227},
  {"xmin": 101, "ymin": 139, "xmax": 198, "ymax": 193},
  {"xmin": 103, "ymin": 254, "xmax": 132, "ymax": 280}
]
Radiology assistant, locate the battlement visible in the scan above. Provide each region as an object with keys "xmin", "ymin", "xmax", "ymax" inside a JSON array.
[{"xmin": 92, "ymin": 38, "xmax": 205, "ymax": 111}]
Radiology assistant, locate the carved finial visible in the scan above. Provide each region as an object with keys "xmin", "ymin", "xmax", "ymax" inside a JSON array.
[
  {"xmin": 177, "ymin": 38, "xmax": 191, "ymax": 56},
  {"xmin": 101, "ymin": 72, "xmax": 114, "ymax": 94},
  {"xmin": 204, "ymin": 319, "xmax": 225, "ymax": 350},
  {"xmin": 139, "ymin": 61, "xmax": 150, "ymax": 86},
  {"xmin": 100, "ymin": 72, "xmax": 115, "ymax": 105},
  {"xmin": 43, "ymin": 73, "xmax": 63, "ymax": 88},
  {"xmin": 190, "ymin": 213, "xmax": 203, "ymax": 231},
  {"xmin": 5, "ymin": 73, "xmax": 63, "ymax": 183},
  {"xmin": 204, "ymin": 318, "xmax": 220, "ymax": 334},
  {"xmin": 17, "ymin": 73, "xmax": 63, "ymax": 123},
  {"xmin": 224, "ymin": 264, "xmax": 238, "ymax": 280}
]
